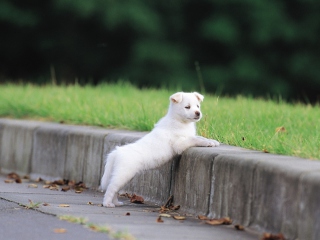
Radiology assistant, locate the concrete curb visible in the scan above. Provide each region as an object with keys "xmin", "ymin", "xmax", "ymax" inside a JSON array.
[{"xmin": 0, "ymin": 118, "xmax": 319, "ymax": 240}]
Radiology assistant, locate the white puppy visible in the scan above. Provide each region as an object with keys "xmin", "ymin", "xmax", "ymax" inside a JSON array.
[{"xmin": 100, "ymin": 92, "xmax": 219, "ymax": 207}]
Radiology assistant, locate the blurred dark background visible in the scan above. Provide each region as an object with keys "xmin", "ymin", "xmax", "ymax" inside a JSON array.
[{"xmin": 1, "ymin": 0, "xmax": 319, "ymax": 103}]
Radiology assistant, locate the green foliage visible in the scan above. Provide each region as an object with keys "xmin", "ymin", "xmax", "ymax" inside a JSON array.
[{"xmin": 1, "ymin": 0, "xmax": 320, "ymax": 102}]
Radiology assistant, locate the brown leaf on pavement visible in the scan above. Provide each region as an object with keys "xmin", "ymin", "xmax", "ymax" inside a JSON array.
[
  {"xmin": 130, "ymin": 194, "xmax": 144, "ymax": 204},
  {"xmin": 7, "ymin": 172, "xmax": 20, "ymax": 179},
  {"xmin": 234, "ymin": 224, "xmax": 245, "ymax": 231},
  {"xmin": 206, "ymin": 217, "xmax": 232, "ymax": 226},
  {"xmin": 54, "ymin": 228, "xmax": 67, "ymax": 233},
  {"xmin": 53, "ymin": 179, "xmax": 66, "ymax": 185},
  {"xmin": 261, "ymin": 233, "xmax": 285, "ymax": 240},
  {"xmin": 7, "ymin": 172, "xmax": 22, "ymax": 183},
  {"xmin": 156, "ymin": 216, "xmax": 164, "ymax": 223},
  {"xmin": 125, "ymin": 212, "xmax": 131, "ymax": 216},
  {"xmin": 61, "ymin": 186, "xmax": 70, "ymax": 192},
  {"xmin": 58, "ymin": 204, "xmax": 70, "ymax": 207},
  {"xmin": 198, "ymin": 215, "xmax": 209, "ymax": 220},
  {"xmin": 4, "ymin": 179, "xmax": 14, "ymax": 183},
  {"xmin": 28, "ymin": 184, "xmax": 38, "ymax": 188},
  {"xmin": 172, "ymin": 216, "xmax": 186, "ymax": 220}
]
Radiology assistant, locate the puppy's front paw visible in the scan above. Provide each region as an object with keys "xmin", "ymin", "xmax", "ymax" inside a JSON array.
[
  {"xmin": 114, "ymin": 201, "xmax": 124, "ymax": 206},
  {"xmin": 103, "ymin": 202, "xmax": 115, "ymax": 208},
  {"xmin": 207, "ymin": 139, "xmax": 220, "ymax": 147}
]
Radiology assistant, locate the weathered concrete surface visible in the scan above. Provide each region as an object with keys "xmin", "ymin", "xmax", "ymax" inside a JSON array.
[
  {"xmin": 210, "ymin": 153, "xmax": 320, "ymax": 240},
  {"xmin": 0, "ymin": 119, "xmax": 42, "ymax": 175},
  {"xmin": 65, "ymin": 127, "xmax": 110, "ymax": 187},
  {"xmin": 103, "ymin": 132, "xmax": 173, "ymax": 204},
  {"xmin": 1, "ymin": 119, "xmax": 320, "ymax": 240},
  {"xmin": 171, "ymin": 148, "xmax": 218, "ymax": 215},
  {"xmin": 31, "ymin": 123, "xmax": 71, "ymax": 180},
  {"xmin": 0, "ymin": 174, "xmax": 260, "ymax": 240}
]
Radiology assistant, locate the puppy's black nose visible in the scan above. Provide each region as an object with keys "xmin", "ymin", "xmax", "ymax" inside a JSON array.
[{"xmin": 195, "ymin": 111, "xmax": 200, "ymax": 116}]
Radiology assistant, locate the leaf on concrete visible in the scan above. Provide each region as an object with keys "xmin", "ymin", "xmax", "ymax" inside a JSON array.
[
  {"xmin": 53, "ymin": 228, "xmax": 67, "ymax": 233},
  {"xmin": 205, "ymin": 217, "xmax": 232, "ymax": 226},
  {"xmin": 87, "ymin": 202, "xmax": 94, "ymax": 205},
  {"xmin": 58, "ymin": 204, "xmax": 70, "ymax": 207},
  {"xmin": 7, "ymin": 172, "xmax": 22, "ymax": 183},
  {"xmin": 172, "ymin": 216, "xmax": 186, "ymax": 220},
  {"xmin": 261, "ymin": 233, "xmax": 285, "ymax": 240},
  {"xmin": 49, "ymin": 185, "xmax": 59, "ymax": 191},
  {"xmin": 156, "ymin": 216, "xmax": 164, "ymax": 223},
  {"xmin": 15, "ymin": 178, "xmax": 22, "ymax": 183},
  {"xmin": 125, "ymin": 212, "xmax": 131, "ymax": 216},
  {"xmin": 130, "ymin": 194, "xmax": 144, "ymax": 204},
  {"xmin": 53, "ymin": 179, "xmax": 66, "ymax": 185},
  {"xmin": 119, "ymin": 193, "xmax": 133, "ymax": 198},
  {"xmin": 28, "ymin": 184, "xmax": 38, "ymax": 188},
  {"xmin": 198, "ymin": 215, "xmax": 209, "ymax": 220},
  {"xmin": 234, "ymin": 224, "xmax": 245, "ymax": 230},
  {"xmin": 35, "ymin": 177, "xmax": 44, "ymax": 182},
  {"xmin": 263, "ymin": 149, "xmax": 270, "ymax": 153},
  {"xmin": 159, "ymin": 213, "xmax": 171, "ymax": 218},
  {"xmin": 43, "ymin": 203, "xmax": 50, "ymax": 206},
  {"xmin": 61, "ymin": 186, "xmax": 70, "ymax": 192},
  {"xmin": 7, "ymin": 172, "xmax": 20, "ymax": 179},
  {"xmin": 4, "ymin": 179, "xmax": 14, "ymax": 183}
]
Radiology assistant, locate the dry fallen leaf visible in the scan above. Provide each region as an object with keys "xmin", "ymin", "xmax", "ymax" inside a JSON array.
[
  {"xmin": 261, "ymin": 233, "xmax": 285, "ymax": 240},
  {"xmin": 156, "ymin": 216, "xmax": 164, "ymax": 223},
  {"xmin": 275, "ymin": 126, "xmax": 286, "ymax": 133},
  {"xmin": 263, "ymin": 149, "xmax": 270, "ymax": 153},
  {"xmin": 7, "ymin": 172, "xmax": 20, "ymax": 179},
  {"xmin": 87, "ymin": 202, "xmax": 94, "ymax": 205},
  {"xmin": 7, "ymin": 172, "xmax": 22, "ymax": 183},
  {"xmin": 28, "ymin": 184, "xmax": 38, "ymax": 188},
  {"xmin": 49, "ymin": 186, "xmax": 59, "ymax": 191},
  {"xmin": 35, "ymin": 177, "xmax": 44, "ymax": 182},
  {"xmin": 234, "ymin": 224, "xmax": 245, "ymax": 231},
  {"xmin": 53, "ymin": 179, "xmax": 66, "ymax": 185},
  {"xmin": 43, "ymin": 203, "xmax": 50, "ymax": 206},
  {"xmin": 61, "ymin": 186, "xmax": 70, "ymax": 192},
  {"xmin": 130, "ymin": 194, "xmax": 144, "ymax": 204},
  {"xmin": 125, "ymin": 212, "xmax": 131, "ymax": 216},
  {"xmin": 206, "ymin": 217, "xmax": 232, "ymax": 226},
  {"xmin": 172, "ymin": 216, "xmax": 186, "ymax": 220},
  {"xmin": 159, "ymin": 213, "xmax": 171, "ymax": 218},
  {"xmin": 4, "ymin": 179, "xmax": 14, "ymax": 183},
  {"xmin": 43, "ymin": 185, "xmax": 51, "ymax": 188},
  {"xmin": 15, "ymin": 178, "xmax": 22, "ymax": 183},
  {"xmin": 58, "ymin": 204, "xmax": 70, "ymax": 207},
  {"xmin": 198, "ymin": 215, "xmax": 209, "ymax": 220},
  {"xmin": 54, "ymin": 228, "xmax": 67, "ymax": 233}
]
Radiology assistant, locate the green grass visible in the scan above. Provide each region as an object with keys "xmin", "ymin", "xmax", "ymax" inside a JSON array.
[{"xmin": 0, "ymin": 82, "xmax": 319, "ymax": 160}]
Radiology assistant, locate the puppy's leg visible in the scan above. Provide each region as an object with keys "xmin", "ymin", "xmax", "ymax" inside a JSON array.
[
  {"xmin": 113, "ymin": 194, "xmax": 124, "ymax": 206},
  {"xmin": 103, "ymin": 169, "xmax": 137, "ymax": 208}
]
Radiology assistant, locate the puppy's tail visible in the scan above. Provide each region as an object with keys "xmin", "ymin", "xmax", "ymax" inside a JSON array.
[{"xmin": 100, "ymin": 150, "xmax": 117, "ymax": 191}]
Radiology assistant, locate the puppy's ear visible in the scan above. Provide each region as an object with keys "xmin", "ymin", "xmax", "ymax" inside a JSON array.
[
  {"xmin": 170, "ymin": 92, "xmax": 183, "ymax": 103},
  {"xmin": 193, "ymin": 92, "xmax": 204, "ymax": 102}
]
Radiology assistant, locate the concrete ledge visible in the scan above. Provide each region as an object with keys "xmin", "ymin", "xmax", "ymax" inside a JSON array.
[{"xmin": 1, "ymin": 118, "xmax": 320, "ymax": 240}]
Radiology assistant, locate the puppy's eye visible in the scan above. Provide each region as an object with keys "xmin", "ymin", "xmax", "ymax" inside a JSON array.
[
  {"xmin": 185, "ymin": 106, "xmax": 190, "ymax": 109},
  {"xmin": 197, "ymin": 105, "xmax": 199, "ymax": 108}
]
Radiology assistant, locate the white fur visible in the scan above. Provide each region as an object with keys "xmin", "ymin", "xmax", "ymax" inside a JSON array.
[{"xmin": 100, "ymin": 92, "xmax": 219, "ymax": 207}]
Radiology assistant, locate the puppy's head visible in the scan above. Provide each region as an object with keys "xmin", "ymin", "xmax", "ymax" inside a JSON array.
[{"xmin": 169, "ymin": 92, "xmax": 204, "ymax": 123}]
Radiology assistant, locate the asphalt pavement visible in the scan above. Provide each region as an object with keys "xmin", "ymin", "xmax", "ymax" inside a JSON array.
[{"xmin": 0, "ymin": 174, "xmax": 260, "ymax": 240}]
